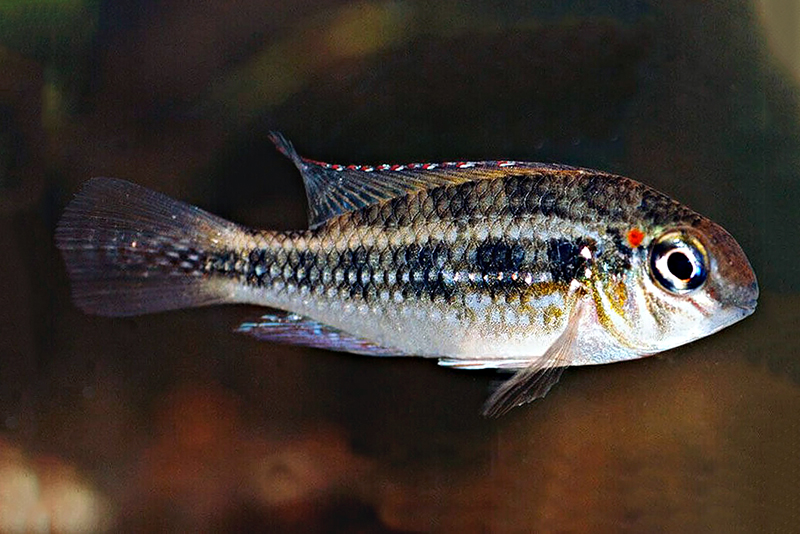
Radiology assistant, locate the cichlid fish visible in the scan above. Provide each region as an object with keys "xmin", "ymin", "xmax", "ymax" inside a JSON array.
[{"xmin": 55, "ymin": 134, "xmax": 758, "ymax": 416}]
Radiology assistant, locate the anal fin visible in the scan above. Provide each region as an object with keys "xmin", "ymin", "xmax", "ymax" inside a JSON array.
[
  {"xmin": 438, "ymin": 358, "xmax": 531, "ymax": 370},
  {"xmin": 237, "ymin": 313, "xmax": 405, "ymax": 357}
]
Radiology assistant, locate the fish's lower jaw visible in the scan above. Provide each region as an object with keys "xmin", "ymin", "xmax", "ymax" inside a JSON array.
[
  {"xmin": 637, "ymin": 312, "xmax": 745, "ymax": 354},
  {"xmin": 739, "ymin": 304, "xmax": 757, "ymax": 318},
  {"xmin": 703, "ymin": 306, "xmax": 755, "ymax": 337},
  {"xmin": 729, "ymin": 293, "xmax": 758, "ymax": 319}
]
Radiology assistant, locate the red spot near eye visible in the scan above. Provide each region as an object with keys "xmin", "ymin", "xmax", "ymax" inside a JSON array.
[{"xmin": 627, "ymin": 228, "xmax": 645, "ymax": 248}]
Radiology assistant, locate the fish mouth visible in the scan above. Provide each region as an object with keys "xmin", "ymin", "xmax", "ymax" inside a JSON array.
[
  {"xmin": 736, "ymin": 301, "xmax": 757, "ymax": 318},
  {"xmin": 727, "ymin": 280, "xmax": 759, "ymax": 318},
  {"xmin": 703, "ymin": 302, "xmax": 755, "ymax": 338},
  {"xmin": 706, "ymin": 281, "xmax": 758, "ymax": 336},
  {"xmin": 740, "ymin": 281, "xmax": 759, "ymax": 312}
]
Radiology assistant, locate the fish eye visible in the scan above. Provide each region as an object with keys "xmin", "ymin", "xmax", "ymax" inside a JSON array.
[{"xmin": 649, "ymin": 231, "xmax": 708, "ymax": 294}]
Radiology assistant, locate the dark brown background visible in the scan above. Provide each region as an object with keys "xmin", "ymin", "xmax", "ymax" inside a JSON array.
[{"xmin": 0, "ymin": 1, "xmax": 798, "ymax": 531}]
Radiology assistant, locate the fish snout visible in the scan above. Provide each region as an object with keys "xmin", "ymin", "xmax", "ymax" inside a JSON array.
[
  {"xmin": 733, "ymin": 280, "xmax": 759, "ymax": 314},
  {"xmin": 692, "ymin": 218, "xmax": 758, "ymax": 313}
]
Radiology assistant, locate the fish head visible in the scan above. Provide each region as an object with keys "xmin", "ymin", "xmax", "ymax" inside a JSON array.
[{"xmin": 595, "ymin": 218, "xmax": 758, "ymax": 355}]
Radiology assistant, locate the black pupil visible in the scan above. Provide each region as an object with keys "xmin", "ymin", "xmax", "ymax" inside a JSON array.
[
  {"xmin": 649, "ymin": 235, "xmax": 707, "ymax": 293},
  {"xmin": 667, "ymin": 251, "xmax": 694, "ymax": 281}
]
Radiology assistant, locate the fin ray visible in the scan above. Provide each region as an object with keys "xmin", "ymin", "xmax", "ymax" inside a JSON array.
[
  {"xmin": 481, "ymin": 297, "xmax": 593, "ymax": 417},
  {"xmin": 269, "ymin": 132, "xmax": 580, "ymax": 229},
  {"xmin": 438, "ymin": 358, "xmax": 531, "ymax": 370},
  {"xmin": 56, "ymin": 178, "xmax": 243, "ymax": 316},
  {"xmin": 237, "ymin": 312, "xmax": 405, "ymax": 356}
]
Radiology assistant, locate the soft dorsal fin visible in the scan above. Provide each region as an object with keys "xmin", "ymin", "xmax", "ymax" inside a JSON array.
[{"xmin": 269, "ymin": 132, "xmax": 578, "ymax": 229}]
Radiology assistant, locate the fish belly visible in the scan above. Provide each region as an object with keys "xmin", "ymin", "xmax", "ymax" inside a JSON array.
[{"xmin": 231, "ymin": 244, "xmax": 571, "ymax": 361}]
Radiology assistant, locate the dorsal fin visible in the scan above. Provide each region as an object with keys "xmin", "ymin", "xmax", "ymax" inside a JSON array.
[{"xmin": 269, "ymin": 132, "xmax": 579, "ymax": 229}]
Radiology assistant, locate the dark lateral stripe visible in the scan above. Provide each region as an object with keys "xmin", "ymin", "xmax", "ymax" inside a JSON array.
[
  {"xmin": 546, "ymin": 238, "xmax": 591, "ymax": 284},
  {"xmin": 209, "ymin": 234, "xmax": 617, "ymax": 305}
]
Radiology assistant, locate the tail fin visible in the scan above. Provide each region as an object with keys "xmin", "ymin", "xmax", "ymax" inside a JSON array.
[{"xmin": 55, "ymin": 178, "xmax": 245, "ymax": 317}]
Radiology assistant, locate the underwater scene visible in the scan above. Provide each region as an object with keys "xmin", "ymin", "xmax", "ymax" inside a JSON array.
[{"xmin": 0, "ymin": 1, "xmax": 799, "ymax": 532}]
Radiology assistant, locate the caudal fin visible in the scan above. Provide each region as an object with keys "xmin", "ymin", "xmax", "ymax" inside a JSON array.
[{"xmin": 55, "ymin": 178, "xmax": 246, "ymax": 317}]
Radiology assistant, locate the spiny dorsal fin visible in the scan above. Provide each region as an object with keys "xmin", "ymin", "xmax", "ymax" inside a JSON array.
[{"xmin": 269, "ymin": 132, "xmax": 579, "ymax": 229}]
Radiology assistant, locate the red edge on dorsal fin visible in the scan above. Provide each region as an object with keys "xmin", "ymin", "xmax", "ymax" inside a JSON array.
[{"xmin": 268, "ymin": 131, "xmax": 530, "ymax": 173}]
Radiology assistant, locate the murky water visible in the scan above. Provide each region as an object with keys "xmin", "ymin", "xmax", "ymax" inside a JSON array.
[{"xmin": 0, "ymin": 1, "xmax": 798, "ymax": 531}]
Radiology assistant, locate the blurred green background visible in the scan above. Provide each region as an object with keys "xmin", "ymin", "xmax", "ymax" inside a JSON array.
[{"xmin": 0, "ymin": 0, "xmax": 799, "ymax": 531}]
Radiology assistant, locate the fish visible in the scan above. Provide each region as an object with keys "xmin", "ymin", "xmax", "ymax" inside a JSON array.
[{"xmin": 55, "ymin": 133, "xmax": 759, "ymax": 416}]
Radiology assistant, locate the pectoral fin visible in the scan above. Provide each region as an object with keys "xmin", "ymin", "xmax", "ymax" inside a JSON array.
[{"xmin": 481, "ymin": 297, "xmax": 592, "ymax": 417}]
